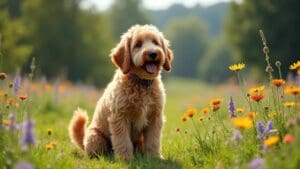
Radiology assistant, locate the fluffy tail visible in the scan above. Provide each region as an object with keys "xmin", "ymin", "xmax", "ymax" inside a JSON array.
[{"xmin": 68, "ymin": 108, "xmax": 89, "ymax": 150}]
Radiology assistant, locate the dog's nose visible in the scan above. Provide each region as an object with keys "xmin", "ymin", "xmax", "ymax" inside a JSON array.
[{"xmin": 148, "ymin": 51, "xmax": 157, "ymax": 59}]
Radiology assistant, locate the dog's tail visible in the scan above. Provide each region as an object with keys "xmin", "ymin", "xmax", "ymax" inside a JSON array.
[{"xmin": 68, "ymin": 108, "xmax": 89, "ymax": 150}]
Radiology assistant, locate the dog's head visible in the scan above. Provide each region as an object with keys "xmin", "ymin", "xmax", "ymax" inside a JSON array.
[{"xmin": 110, "ymin": 24, "xmax": 173, "ymax": 80}]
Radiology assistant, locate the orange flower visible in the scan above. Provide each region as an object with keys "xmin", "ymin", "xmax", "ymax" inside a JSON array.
[
  {"xmin": 200, "ymin": 107, "xmax": 209, "ymax": 115},
  {"xmin": 250, "ymin": 93, "xmax": 264, "ymax": 102},
  {"xmin": 249, "ymin": 85, "xmax": 265, "ymax": 93},
  {"xmin": 271, "ymin": 79, "xmax": 285, "ymax": 87},
  {"xmin": 283, "ymin": 134, "xmax": 294, "ymax": 144},
  {"xmin": 6, "ymin": 98, "xmax": 15, "ymax": 106},
  {"xmin": 247, "ymin": 112, "xmax": 256, "ymax": 119},
  {"xmin": 210, "ymin": 98, "xmax": 223, "ymax": 105},
  {"xmin": 284, "ymin": 86, "xmax": 300, "ymax": 95},
  {"xmin": 184, "ymin": 108, "xmax": 197, "ymax": 118},
  {"xmin": 211, "ymin": 104, "xmax": 220, "ymax": 112},
  {"xmin": 18, "ymin": 93, "xmax": 28, "ymax": 101},
  {"xmin": 264, "ymin": 136, "xmax": 280, "ymax": 147}
]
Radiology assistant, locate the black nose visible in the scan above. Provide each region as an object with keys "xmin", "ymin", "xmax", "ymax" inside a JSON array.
[{"xmin": 148, "ymin": 51, "xmax": 157, "ymax": 59}]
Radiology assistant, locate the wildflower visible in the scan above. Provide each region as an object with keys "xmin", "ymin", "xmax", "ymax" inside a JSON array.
[
  {"xmin": 184, "ymin": 108, "xmax": 196, "ymax": 118},
  {"xmin": 21, "ymin": 119, "xmax": 35, "ymax": 150},
  {"xmin": 233, "ymin": 129, "xmax": 242, "ymax": 142},
  {"xmin": 229, "ymin": 63, "xmax": 245, "ymax": 72},
  {"xmin": 211, "ymin": 104, "xmax": 220, "ymax": 112},
  {"xmin": 0, "ymin": 72, "xmax": 7, "ymax": 80},
  {"xmin": 247, "ymin": 112, "xmax": 256, "ymax": 120},
  {"xmin": 271, "ymin": 79, "xmax": 285, "ymax": 87},
  {"xmin": 210, "ymin": 98, "xmax": 223, "ymax": 105},
  {"xmin": 283, "ymin": 134, "xmax": 294, "ymax": 144},
  {"xmin": 175, "ymin": 127, "xmax": 180, "ymax": 132},
  {"xmin": 228, "ymin": 97, "xmax": 236, "ymax": 118},
  {"xmin": 47, "ymin": 128, "xmax": 53, "ymax": 136},
  {"xmin": 13, "ymin": 75, "xmax": 21, "ymax": 93},
  {"xmin": 15, "ymin": 161, "xmax": 34, "ymax": 169},
  {"xmin": 50, "ymin": 140, "xmax": 58, "ymax": 147},
  {"xmin": 199, "ymin": 116, "xmax": 204, "ymax": 122},
  {"xmin": 2, "ymin": 119, "xmax": 10, "ymax": 126},
  {"xmin": 250, "ymin": 93, "xmax": 264, "ymax": 102},
  {"xmin": 263, "ymin": 46, "xmax": 269, "ymax": 54},
  {"xmin": 45, "ymin": 143, "xmax": 54, "ymax": 150},
  {"xmin": 231, "ymin": 117, "xmax": 253, "ymax": 129},
  {"xmin": 283, "ymin": 102, "xmax": 295, "ymax": 108},
  {"xmin": 248, "ymin": 158, "xmax": 265, "ymax": 169},
  {"xmin": 289, "ymin": 60, "xmax": 300, "ymax": 70},
  {"xmin": 265, "ymin": 65, "xmax": 273, "ymax": 73},
  {"xmin": 181, "ymin": 116, "xmax": 188, "ymax": 122},
  {"xmin": 249, "ymin": 86, "xmax": 265, "ymax": 93},
  {"xmin": 284, "ymin": 86, "xmax": 300, "ymax": 95},
  {"xmin": 257, "ymin": 121, "xmax": 265, "ymax": 140},
  {"xmin": 18, "ymin": 93, "xmax": 28, "ymax": 101},
  {"xmin": 264, "ymin": 135, "xmax": 279, "ymax": 147},
  {"xmin": 200, "ymin": 107, "xmax": 209, "ymax": 115},
  {"xmin": 268, "ymin": 112, "xmax": 277, "ymax": 119},
  {"xmin": 264, "ymin": 120, "xmax": 273, "ymax": 133},
  {"xmin": 236, "ymin": 108, "xmax": 244, "ymax": 113},
  {"xmin": 6, "ymin": 98, "xmax": 15, "ymax": 106}
]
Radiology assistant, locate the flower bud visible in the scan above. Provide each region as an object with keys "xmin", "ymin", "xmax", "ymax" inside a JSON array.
[
  {"xmin": 263, "ymin": 46, "xmax": 269, "ymax": 54},
  {"xmin": 275, "ymin": 61, "xmax": 281, "ymax": 67},
  {"xmin": 265, "ymin": 66, "xmax": 273, "ymax": 73}
]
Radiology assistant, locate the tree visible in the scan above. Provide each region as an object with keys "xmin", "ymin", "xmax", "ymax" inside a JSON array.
[
  {"xmin": 225, "ymin": 0, "xmax": 300, "ymax": 78},
  {"xmin": 109, "ymin": 0, "xmax": 151, "ymax": 40},
  {"xmin": 164, "ymin": 16, "xmax": 209, "ymax": 78}
]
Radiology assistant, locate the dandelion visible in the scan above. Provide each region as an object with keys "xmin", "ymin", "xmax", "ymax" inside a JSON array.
[
  {"xmin": 249, "ymin": 85, "xmax": 265, "ymax": 93},
  {"xmin": 231, "ymin": 117, "xmax": 253, "ymax": 129},
  {"xmin": 248, "ymin": 158, "xmax": 264, "ymax": 169},
  {"xmin": 0, "ymin": 72, "xmax": 7, "ymax": 80},
  {"xmin": 15, "ymin": 161, "xmax": 34, "ymax": 169},
  {"xmin": 247, "ymin": 112, "xmax": 256, "ymax": 120},
  {"xmin": 210, "ymin": 98, "xmax": 223, "ymax": 105},
  {"xmin": 13, "ymin": 75, "xmax": 21, "ymax": 93},
  {"xmin": 250, "ymin": 93, "xmax": 264, "ymax": 102},
  {"xmin": 283, "ymin": 134, "xmax": 294, "ymax": 144},
  {"xmin": 229, "ymin": 63, "xmax": 245, "ymax": 72},
  {"xmin": 264, "ymin": 135, "xmax": 279, "ymax": 147},
  {"xmin": 236, "ymin": 108, "xmax": 244, "ymax": 113},
  {"xmin": 47, "ymin": 128, "xmax": 53, "ymax": 136},
  {"xmin": 271, "ymin": 79, "xmax": 285, "ymax": 87},
  {"xmin": 21, "ymin": 119, "xmax": 35, "ymax": 150},
  {"xmin": 283, "ymin": 102, "xmax": 295, "ymax": 108},
  {"xmin": 200, "ymin": 107, "xmax": 209, "ymax": 115},
  {"xmin": 228, "ymin": 97, "xmax": 236, "ymax": 118}
]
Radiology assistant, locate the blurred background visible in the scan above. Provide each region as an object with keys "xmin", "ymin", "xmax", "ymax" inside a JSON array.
[{"xmin": 0, "ymin": 0, "xmax": 299, "ymax": 87}]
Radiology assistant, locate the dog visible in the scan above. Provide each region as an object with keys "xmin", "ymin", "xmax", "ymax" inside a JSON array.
[{"xmin": 68, "ymin": 24, "xmax": 173, "ymax": 160}]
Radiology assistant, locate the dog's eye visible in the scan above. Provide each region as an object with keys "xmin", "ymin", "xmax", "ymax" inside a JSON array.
[
  {"xmin": 152, "ymin": 39, "xmax": 159, "ymax": 46},
  {"xmin": 135, "ymin": 41, "xmax": 143, "ymax": 48}
]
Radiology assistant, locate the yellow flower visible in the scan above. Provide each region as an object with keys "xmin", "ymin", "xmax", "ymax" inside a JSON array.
[
  {"xmin": 236, "ymin": 108, "xmax": 244, "ymax": 113},
  {"xmin": 47, "ymin": 128, "xmax": 53, "ymax": 136},
  {"xmin": 45, "ymin": 143, "xmax": 54, "ymax": 150},
  {"xmin": 268, "ymin": 112, "xmax": 278, "ymax": 119},
  {"xmin": 271, "ymin": 79, "xmax": 285, "ymax": 87},
  {"xmin": 289, "ymin": 60, "xmax": 300, "ymax": 70},
  {"xmin": 284, "ymin": 86, "xmax": 300, "ymax": 95},
  {"xmin": 247, "ymin": 112, "xmax": 256, "ymax": 119},
  {"xmin": 50, "ymin": 140, "xmax": 58, "ymax": 147},
  {"xmin": 0, "ymin": 90, "xmax": 4, "ymax": 98},
  {"xmin": 200, "ymin": 107, "xmax": 210, "ymax": 115},
  {"xmin": 229, "ymin": 63, "xmax": 245, "ymax": 72},
  {"xmin": 184, "ymin": 108, "xmax": 197, "ymax": 118},
  {"xmin": 210, "ymin": 98, "xmax": 223, "ymax": 105},
  {"xmin": 283, "ymin": 102, "xmax": 295, "ymax": 108},
  {"xmin": 231, "ymin": 117, "xmax": 253, "ymax": 129},
  {"xmin": 264, "ymin": 136, "xmax": 280, "ymax": 147},
  {"xmin": 249, "ymin": 85, "xmax": 265, "ymax": 93},
  {"xmin": 2, "ymin": 119, "xmax": 10, "ymax": 126}
]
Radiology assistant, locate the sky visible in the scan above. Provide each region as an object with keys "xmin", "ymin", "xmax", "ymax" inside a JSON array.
[{"xmin": 82, "ymin": 0, "xmax": 234, "ymax": 11}]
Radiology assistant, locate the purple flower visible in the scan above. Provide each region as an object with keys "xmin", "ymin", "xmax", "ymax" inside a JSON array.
[
  {"xmin": 233, "ymin": 129, "xmax": 242, "ymax": 142},
  {"xmin": 228, "ymin": 97, "xmax": 236, "ymax": 118},
  {"xmin": 15, "ymin": 161, "xmax": 34, "ymax": 169},
  {"xmin": 264, "ymin": 120, "xmax": 273, "ymax": 133},
  {"xmin": 257, "ymin": 121, "xmax": 265, "ymax": 134},
  {"xmin": 13, "ymin": 75, "xmax": 21, "ymax": 93},
  {"xmin": 21, "ymin": 119, "xmax": 35, "ymax": 150},
  {"xmin": 248, "ymin": 158, "xmax": 265, "ymax": 169}
]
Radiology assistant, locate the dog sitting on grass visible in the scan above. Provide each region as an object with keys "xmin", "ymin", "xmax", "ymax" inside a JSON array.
[{"xmin": 68, "ymin": 24, "xmax": 173, "ymax": 160}]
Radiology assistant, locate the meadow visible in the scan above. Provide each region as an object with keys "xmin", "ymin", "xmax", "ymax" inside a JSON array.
[{"xmin": 0, "ymin": 35, "xmax": 300, "ymax": 169}]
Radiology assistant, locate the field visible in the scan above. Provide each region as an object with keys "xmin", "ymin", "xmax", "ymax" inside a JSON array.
[{"xmin": 1, "ymin": 66, "xmax": 300, "ymax": 169}]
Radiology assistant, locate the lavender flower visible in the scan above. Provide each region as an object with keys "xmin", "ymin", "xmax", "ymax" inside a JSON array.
[
  {"xmin": 13, "ymin": 75, "xmax": 21, "ymax": 93},
  {"xmin": 256, "ymin": 121, "xmax": 265, "ymax": 140},
  {"xmin": 264, "ymin": 120, "xmax": 273, "ymax": 133},
  {"xmin": 15, "ymin": 161, "xmax": 34, "ymax": 169},
  {"xmin": 21, "ymin": 119, "xmax": 35, "ymax": 150},
  {"xmin": 228, "ymin": 97, "xmax": 236, "ymax": 118},
  {"xmin": 248, "ymin": 158, "xmax": 264, "ymax": 169},
  {"xmin": 233, "ymin": 129, "xmax": 243, "ymax": 142}
]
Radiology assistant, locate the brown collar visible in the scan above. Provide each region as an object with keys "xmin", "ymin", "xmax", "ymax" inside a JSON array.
[{"xmin": 128, "ymin": 73, "xmax": 153, "ymax": 88}]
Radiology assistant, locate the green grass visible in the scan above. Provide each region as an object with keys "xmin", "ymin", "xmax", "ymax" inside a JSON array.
[{"xmin": 1, "ymin": 77, "xmax": 299, "ymax": 169}]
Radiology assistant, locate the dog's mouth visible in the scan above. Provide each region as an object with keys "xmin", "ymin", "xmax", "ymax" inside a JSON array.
[{"xmin": 142, "ymin": 61, "xmax": 160, "ymax": 74}]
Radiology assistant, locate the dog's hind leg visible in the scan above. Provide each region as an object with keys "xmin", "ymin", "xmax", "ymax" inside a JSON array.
[{"xmin": 84, "ymin": 127, "xmax": 110, "ymax": 158}]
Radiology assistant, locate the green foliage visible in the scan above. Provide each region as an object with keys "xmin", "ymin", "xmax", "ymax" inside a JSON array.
[
  {"xmin": 164, "ymin": 16, "xmax": 209, "ymax": 78},
  {"xmin": 109, "ymin": 0, "xmax": 151, "ymax": 40},
  {"xmin": 198, "ymin": 36, "xmax": 236, "ymax": 83},
  {"xmin": 225, "ymin": 0, "xmax": 300, "ymax": 78}
]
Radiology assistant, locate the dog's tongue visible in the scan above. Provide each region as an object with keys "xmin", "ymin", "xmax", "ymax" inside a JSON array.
[{"xmin": 145, "ymin": 63, "xmax": 157, "ymax": 74}]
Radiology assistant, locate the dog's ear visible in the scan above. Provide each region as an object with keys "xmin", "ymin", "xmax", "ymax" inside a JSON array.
[
  {"xmin": 110, "ymin": 34, "xmax": 132, "ymax": 74},
  {"xmin": 161, "ymin": 37, "xmax": 174, "ymax": 72}
]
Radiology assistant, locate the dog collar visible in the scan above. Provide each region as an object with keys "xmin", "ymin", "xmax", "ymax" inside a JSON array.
[{"xmin": 128, "ymin": 73, "xmax": 153, "ymax": 88}]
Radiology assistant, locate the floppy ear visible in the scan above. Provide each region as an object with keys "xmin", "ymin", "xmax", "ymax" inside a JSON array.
[
  {"xmin": 110, "ymin": 34, "xmax": 132, "ymax": 74},
  {"xmin": 161, "ymin": 38, "xmax": 174, "ymax": 72}
]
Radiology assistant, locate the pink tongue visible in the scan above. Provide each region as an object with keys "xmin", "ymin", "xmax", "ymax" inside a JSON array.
[{"xmin": 145, "ymin": 63, "xmax": 157, "ymax": 74}]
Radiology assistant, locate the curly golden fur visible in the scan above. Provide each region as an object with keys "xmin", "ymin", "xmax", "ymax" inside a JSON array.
[{"xmin": 68, "ymin": 24, "xmax": 173, "ymax": 160}]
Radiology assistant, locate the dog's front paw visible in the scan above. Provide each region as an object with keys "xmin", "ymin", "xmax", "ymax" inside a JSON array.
[{"xmin": 117, "ymin": 152, "xmax": 134, "ymax": 161}]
